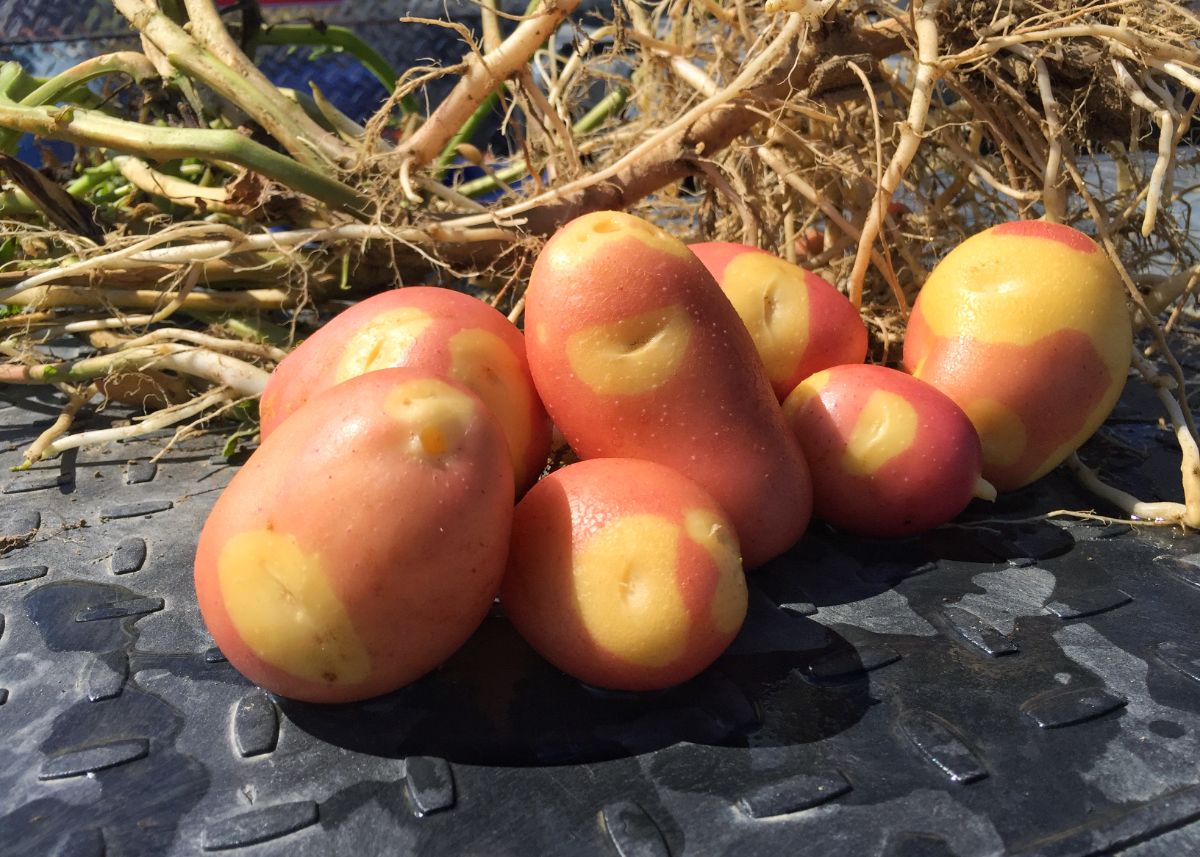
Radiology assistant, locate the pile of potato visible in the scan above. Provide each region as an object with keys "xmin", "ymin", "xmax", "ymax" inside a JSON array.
[{"xmin": 193, "ymin": 212, "xmax": 1132, "ymax": 702}]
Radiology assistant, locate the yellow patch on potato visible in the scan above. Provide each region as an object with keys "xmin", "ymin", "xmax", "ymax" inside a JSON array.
[
  {"xmin": 218, "ymin": 530, "xmax": 370, "ymax": 685},
  {"xmin": 785, "ymin": 368, "xmax": 832, "ymax": 411},
  {"xmin": 574, "ymin": 514, "xmax": 690, "ymax": 667},
  {"xmin": 722, "ymin": 252, "xmax": 810, "ymax": 386},
  {"xmin": 684, "ymin": 508, "xmax": 746, "ymax": 634},
  {"xmin": 914, "ymin": 231, "xmax": 1129, "ymax": 379},
  {"xmin": 336, "ymin": 306, "xmax": 433, "ymax": 382},
  {"xmin": 963, "ymin": 397, "xmax": 1027, "ymax": 470},
  {"xmin": 448, "ymin": 327, "xmax": 531, "ymax": 472},
  {"xmin": 565, "ymin": 304, "xmax": 693, "ymax": 396},
  {"xmin": 842, "ymin": 389, "xmax": 918, "ymax": 476},
  {"xmin": 384, "ymin": 378, "xmax": 479, "ymax": 462},
  {"xmin": 543, "ymin": 211, "xmax": 692, "ymax": 274}
]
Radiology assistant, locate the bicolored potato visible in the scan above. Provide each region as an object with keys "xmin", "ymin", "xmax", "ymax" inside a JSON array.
[
  {"xmin": 195, "ymin": 368, "xmax": 514, "ymax": 703},
  {"xmin": 525, "ymin": 211, "xmax": 812, "ymax": 569},
  {"xmin": 689, "ymin": 241, "xmax": 867, "ymax": 399},
  {"xmin": 259, "ymin": 286, "xmax": 551, "ymax": 494},
  {"xmin": 903, "ymin": 221, "xmax": 1132, "ymax": 491},
  {"xmin": 501, "ymin": 458, "xmax": 747, "ymax": 691},
  {"xmin": 783, "ymin": 365, "xmax": 992, "ymax": 537}
]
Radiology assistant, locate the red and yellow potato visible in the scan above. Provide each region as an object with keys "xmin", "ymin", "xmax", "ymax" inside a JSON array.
[
  {"xmin": 784, "ymin": 365, "xmax": 991, "ymax": 537},
  {"xmin": 903, "ymin": 220, "xmax": 1132, "ymax": 491},
  {"xmin": 524, "ymin": 211, "xmax": 812, "ymax": 568},
  {"xmin": 195, "ymin": 369, "xmax": 514, "ymax": 703},
  {"xmin": 502, "ymin": 458, "xmax": 747, "ymax": 691},
  {"xmin": 689, "ymin": 241, "xmax": 867, "ymax": 399},
  {"xmin": 259, "ymin": 286, "xmax": 551, "ymax": 494}
]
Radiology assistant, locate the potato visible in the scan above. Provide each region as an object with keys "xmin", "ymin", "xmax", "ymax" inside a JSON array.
[
  {"xmin": 783, "ymin": 365, "xmax": 990, "ymax": 537},
  {"xmin": 194, "ymin": 368, "xmax": 514, "ymax": 703},
  {"xmin": 689, "ymin": 241, "xmax": 867, "ymax": 399},
  {"xmin": 502, "ymin": 458, "xmax": 747, "ymax": 691},
  {"xmin": 260, "ymin": 286, "xmax": 551, "ymax": 494},
  {"xmin": 525, "ymin": 211, "xmax": 812, "ymax": 568},
  {"xmin": 903, "ymin": 220, "xmax": 1132, "ymax": 491}
]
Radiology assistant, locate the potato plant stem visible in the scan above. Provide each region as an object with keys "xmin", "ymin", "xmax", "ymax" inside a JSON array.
[
  {"xmin": 0, "ymin": 83, "xmax": 369, "ymax": 216},
  {"xmin": 454, "ymin": 87, "xmax": 628, "ymax": 198},
  {"xmin": 113, "ymin": 0, "xmax": 351, "ymax": 168},
  {"xmin": 251, "ymin": 24, "xmax": 418, "ymax": 114}
]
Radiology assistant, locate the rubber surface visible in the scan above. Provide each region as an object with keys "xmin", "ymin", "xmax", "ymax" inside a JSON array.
[{"xmin": 1, "ymin": 361, "xmax": 1200, "ymax": 857}]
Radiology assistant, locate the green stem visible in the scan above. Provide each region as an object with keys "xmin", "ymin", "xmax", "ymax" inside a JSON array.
[
  {"xmin": 431, "ymin": 0, "xmax": 547, "ymax": 174},
  {"xmin": 19, "ymin": 53, "xmax": 157, "ymax": 109},
  {"xmin": 435, "ymin": 90, "xmax": 503, "ymax": 177},
  {"xmin": 251, "ymin": 24, "xmax": 418, "ymax": 114},
  {"xmin": 1, "ymin": 54, "xmax": 159, "ymax": 153},
  {"xmin": 0, "ymin": 77, "xmax": 370, "ymax": 217},
  {"xmin": 113, "ymin": 0, "xmax": 350, "ymax": 169},
  {"xmin": 455, "ymin": 86, "xmax": 628, "ymax": 198}
]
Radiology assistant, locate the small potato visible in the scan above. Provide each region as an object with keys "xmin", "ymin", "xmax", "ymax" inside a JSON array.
[
  {"xmin": 260, "ymin": 286, "xmax": 551, "ymax": 494},
  {"xmin": 690, "ymin": 242, "xmax": 867, "ymax": 399},
  {"xmin": 903, "ymin": 221, "xmax": 1132, "ymax": 491},
  {"xmin": 502, "ymin": 458, "xmax": 747, "ymax": 691},
  {"xmin": 195, "ymin": 368, "xmax": 514, "ymax": 703},
  {"xmin": 525, "ymin": 212, "xmax": 812, "ymax": 568},
  {"xmin": 784, "ymin": 365, "xmax": 990, "ymax": 537}
]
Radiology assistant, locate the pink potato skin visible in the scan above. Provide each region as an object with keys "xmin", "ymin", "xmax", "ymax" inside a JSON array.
[
  {"xmin": 259, "ymin": 286, "xmax": 551, "ymax": 495},
  {"xmin": 502, "ymin": 459, "xmax": 746, "ymax": 691},
  {"xmin": 524, "ymin": 213, "xmax": 812, "ymax": 569},
  {"xmin": 195, "ymin": 369, "xmax": 514, "ymax": 703},
  {"xmin": 783, "ymin": 364, "xmax": 984, "ymax": 537},
  {"xmin": 689, "ymin": 242, "xmax": 868, "ymax": 399}
]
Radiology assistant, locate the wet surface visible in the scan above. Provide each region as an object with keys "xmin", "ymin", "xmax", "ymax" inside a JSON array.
[{"xmin": 1, "ymin": 379, "xmax": 1200, "ymax": 855}]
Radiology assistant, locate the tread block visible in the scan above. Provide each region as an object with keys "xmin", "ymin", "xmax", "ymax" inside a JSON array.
[
  {"xmin": 233, "ymin": 691, "xmax": 280, "ymax": 758},
  {"xmin": 737, "ymin": 770, "xmax": 852, "ymax": 818},
  {"xmin": 1044, "ymin": 587, "xmax": 1132, "ymax": 620},
  {"xmin": 40, "ymin": 739, "xmax": 149, "ymax": 780},
  {"xmin": 1154, "ymin": 642, "xmax": 1200, "ymax": 684},
  {"xmin": 202, "ymin": 801, "xmax": 319, "ymax": 851},
  {"xmin": 1009, "ymin": 783, "xmax": 1200, "ymax": 856},
  {"xmin": 110, "ymin": 537, "xmax": 148, "ymax": 575},
  {"xmin": 75, "ymin": 596, "xmax": 164, "ymax": 623},
  {"xmin": 1021, "ymin": 686, "xmax": 1128, "ymax": 729},
  {"xmin": 898, "ymin": 709, "xmax": 988, "ymax": 784},
  {"xmin": 601, "ymin": 800, "xmax": 670, "ymax": 857},
  {"xmin": 0, "ymin": 565, "xmax": 48, "ymax": 586},
  {"xmin": 803, "ymin": 644, "xmax": 900, "ymax": 682},
  {"xmin": 939, "ymin": 605, "xmax": 1019, "ymax": 657},
  {"xmin": 405, "ymin": 756, "xmax": 456, "ymax": 817},
  {"xmin": 100, "ymin": 500, "xmax": 173, "ymax": 521},
  {"xmin": 124, "ymin": 461, "xmax": 157, "ymax": 485}
]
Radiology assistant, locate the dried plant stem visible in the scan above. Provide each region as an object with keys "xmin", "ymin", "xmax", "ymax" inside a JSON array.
[
  {"xmin": 1, "ymin": 343, "xmax": 268, "ymax": 397},
  {"xmin": 36, "ymin": 386, "xmax": 235, "ymax": 461},
  {"xmin": 120, "ymin": 328, "xmax": 287, "ymax": 363},
  {"xmin": 22, "ymin": 383, "xmax": 96, "ymax": 466},
  {"xmin": 112, "ymin": 156, "xmax": 230, "ymax": 209},
  {"xmin": 847, "ymin": 0, "xmax": 943, "ymax": 309},
  {"xmin": 1129, "ymin": 349, "xmax": 1200, "ymax": 526},
  {"xmin": 1067, "ymin": 454, "xmax": 1190, "ymax": 523},
  {"xmin": 397, "ymin": 0, "xmax": 582, "ymax": 177}
]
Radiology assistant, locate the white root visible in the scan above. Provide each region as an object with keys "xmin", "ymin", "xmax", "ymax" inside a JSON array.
[{"xmin": 38, "ymin": 387, "xmax": 235, "ymax": 459}]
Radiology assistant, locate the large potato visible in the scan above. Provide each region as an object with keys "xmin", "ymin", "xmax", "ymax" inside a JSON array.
[
  {"xmin": 689, "ymin": 241, "xmax": 867, "ymax": 399},
  {"xmin": 904, "ymin": 221, "xmax": 1131, "ymax": 491},
  {"xmin": 784, "ymin": 365, "xmax": 990, "ymax": 537},
  {"xmin": 502, "ymin": 458, "xmax": 747, "ymax": 691},
  {"xmin": 260, "ymin": 286, "xmax": 551, "ymax": 494},
  {"xmin": 525, "ymin": 211, "xmax": 812, "ymax": 568},
  {"xmin": 195, "ymin": 368, "xmax": 514, "ymax": 703}
]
